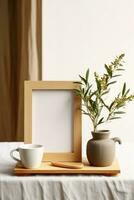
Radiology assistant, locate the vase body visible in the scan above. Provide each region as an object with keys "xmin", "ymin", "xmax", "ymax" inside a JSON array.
[{"xmin": 86, "ymin": 130, "xmax": 121, "ymax": 167}]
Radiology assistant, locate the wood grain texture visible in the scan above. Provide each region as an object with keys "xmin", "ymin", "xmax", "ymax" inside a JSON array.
[
  {"xmin": 24, "ymin": 81, "xmax": 82, "ymax": 161},
  {"xmin": 14, "ymin": 159, "xmax": 120, "ymax": 175}
]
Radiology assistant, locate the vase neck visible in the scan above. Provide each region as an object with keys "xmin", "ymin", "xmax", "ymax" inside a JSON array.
[{"xmin": 91, "ymin": 130, "xmax": 110, "ymax": 140}]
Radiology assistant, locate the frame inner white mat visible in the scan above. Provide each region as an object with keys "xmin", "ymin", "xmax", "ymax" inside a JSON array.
[{"xmin": 32, "ymin": 90, "xmax": 73, "ymax": 152}]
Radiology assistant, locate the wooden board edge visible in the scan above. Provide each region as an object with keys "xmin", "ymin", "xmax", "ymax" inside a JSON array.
[{"xmin": 14, "ymin": 159, "xmax": 121, "ymax": 176}]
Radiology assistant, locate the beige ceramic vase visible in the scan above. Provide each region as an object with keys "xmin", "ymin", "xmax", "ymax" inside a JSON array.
[{"xmin": 86, "ymin": 130, "xmax": 121, "ymax": 167}]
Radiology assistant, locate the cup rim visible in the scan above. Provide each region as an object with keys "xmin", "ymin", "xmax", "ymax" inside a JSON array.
[{"xmin": 19, "ymin": 144, "xmax": 44, "ymax": 150}]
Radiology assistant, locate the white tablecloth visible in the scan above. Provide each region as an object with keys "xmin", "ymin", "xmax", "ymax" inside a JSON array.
[{"xmin": 0, "ymin": 142, "xmax": 134, "ymax": 200}]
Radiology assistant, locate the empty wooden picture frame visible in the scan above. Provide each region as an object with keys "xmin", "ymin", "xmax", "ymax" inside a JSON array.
[{"xmin": 24, "ymin": 81, "xmax": 82, "ymax": 161}]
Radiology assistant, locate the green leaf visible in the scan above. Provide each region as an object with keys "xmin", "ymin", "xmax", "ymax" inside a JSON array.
[
  {"xmin": 84, "ymin": 84, "xmax": 92, "ymax": 96},
  {"xmin": 86, "ymin": 69, "xmax": 89, "ymax": 82},
  {"xmin": 109, "ymin": 101, "xmax": 115, "ymax": 110},
  {"xmin": 73, "ymin": 89, "xmax": 82, "ymax": 96},
  {"xmin": 112, "ymin": 74, "xmax": 122, "ymax": 78},
  {"xmin": 95, "ymin": 79, "xmax": 101, "ymax": 93},
  {"xmin": 119, "ymin": 53, "xmax": 125, "ymax": 59},
  {"xmin": 105, "ymin": 64, "xmax": 112, "ymax": 77},
  {"xmin": 102, "ymin": 90, "xmax": 109, "ymax": 96},
  {"xmin": 92, "ymin": 101, "xmax": 97, "ymax": 111},
  {"xmin": 89, "ymin": 99, "xmax": 94, "ymax": 109},
  {"xmin": 80, "ymin": 108, "xmax": 89, "ymax": 115},
  {"xmin": 74, "ymin": 89, "xmax": 80, "ymax": 93},
  {"xmin": 83, "ymin": 112, "xmax": 90, "ymax": 116},
  {"xmin": 109, "ymin": 117, "xmax": 121, "ymax": 120},
  {"xmin": 117, "ymin": 68, "xmax": 125, "ymax": 71},
  {"xmin": 100, "ymin": 98, "xmax": 109, "ymax": 110},
  {"xmin": 80, "ymin": 108, "xmax": 85, "ymax": 112},
  {"xmin": 107, "ymin": 81, "xmax": 117, "ymax": 86},
  {"xmin": 97, "ymin": 117, "xmax": 104, "ymax": 125},
  {"xmin": 116, "ymin": 103, "xmax": 125, "ymax": 108},
  {"xmin": 84, "ymin": 87, "xmax": 90, "ymax": 97},
  {"xmin": 79, "ymin": 75, "xmax": 87, "ymax": 85},
  {"xmin": 125, "ymin": 89, "xmax": 130, "ymax": 96},
  {"xmin": 82, "ymin": 88, "xmax": 85, "ymax": 95},
  {"xmin": 122, "ymin": 82, "xmax": 126, "ymax": 96},
  {"xmin": 73, "ymin": 81, "xmax": 82, "ymax": 85},
  {"xmin": 90, "ymin": 91, "xmax": 97, "ymax": 98},
  {"xmin": 114, "ymin": 111, "xmax": 126, "ymax": 114}
]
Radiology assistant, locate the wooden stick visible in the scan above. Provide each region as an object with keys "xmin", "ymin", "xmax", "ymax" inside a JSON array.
[{"xmin": 51, "ymin": 162, "xmax": 84, "ymax": 169}]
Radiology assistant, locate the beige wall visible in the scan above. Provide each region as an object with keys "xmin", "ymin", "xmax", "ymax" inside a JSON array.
[{"xmin": 42, "ymin": 0, "xmax": 134, "ymax": 144}]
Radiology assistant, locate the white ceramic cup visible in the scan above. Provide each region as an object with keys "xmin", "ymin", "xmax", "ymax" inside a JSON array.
[{"xmin": 10, "ymin": 144, "xmax": 44, "ymax": 169}]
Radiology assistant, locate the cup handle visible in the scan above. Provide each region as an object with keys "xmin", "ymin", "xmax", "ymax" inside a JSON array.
[{"xmin": 10, "ymin": 148, "xmax": 21, "ymax": 162}]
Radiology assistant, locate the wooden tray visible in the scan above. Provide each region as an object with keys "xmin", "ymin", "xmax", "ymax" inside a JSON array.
[{"xmin": 14, "ymin": 159, "xmax": 120, "ymax": 176}]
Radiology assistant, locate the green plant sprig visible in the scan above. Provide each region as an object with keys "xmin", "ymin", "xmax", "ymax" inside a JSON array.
[{"xmin": 74, "ymin": 54, "xmax": 134, "ymax": 132}]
